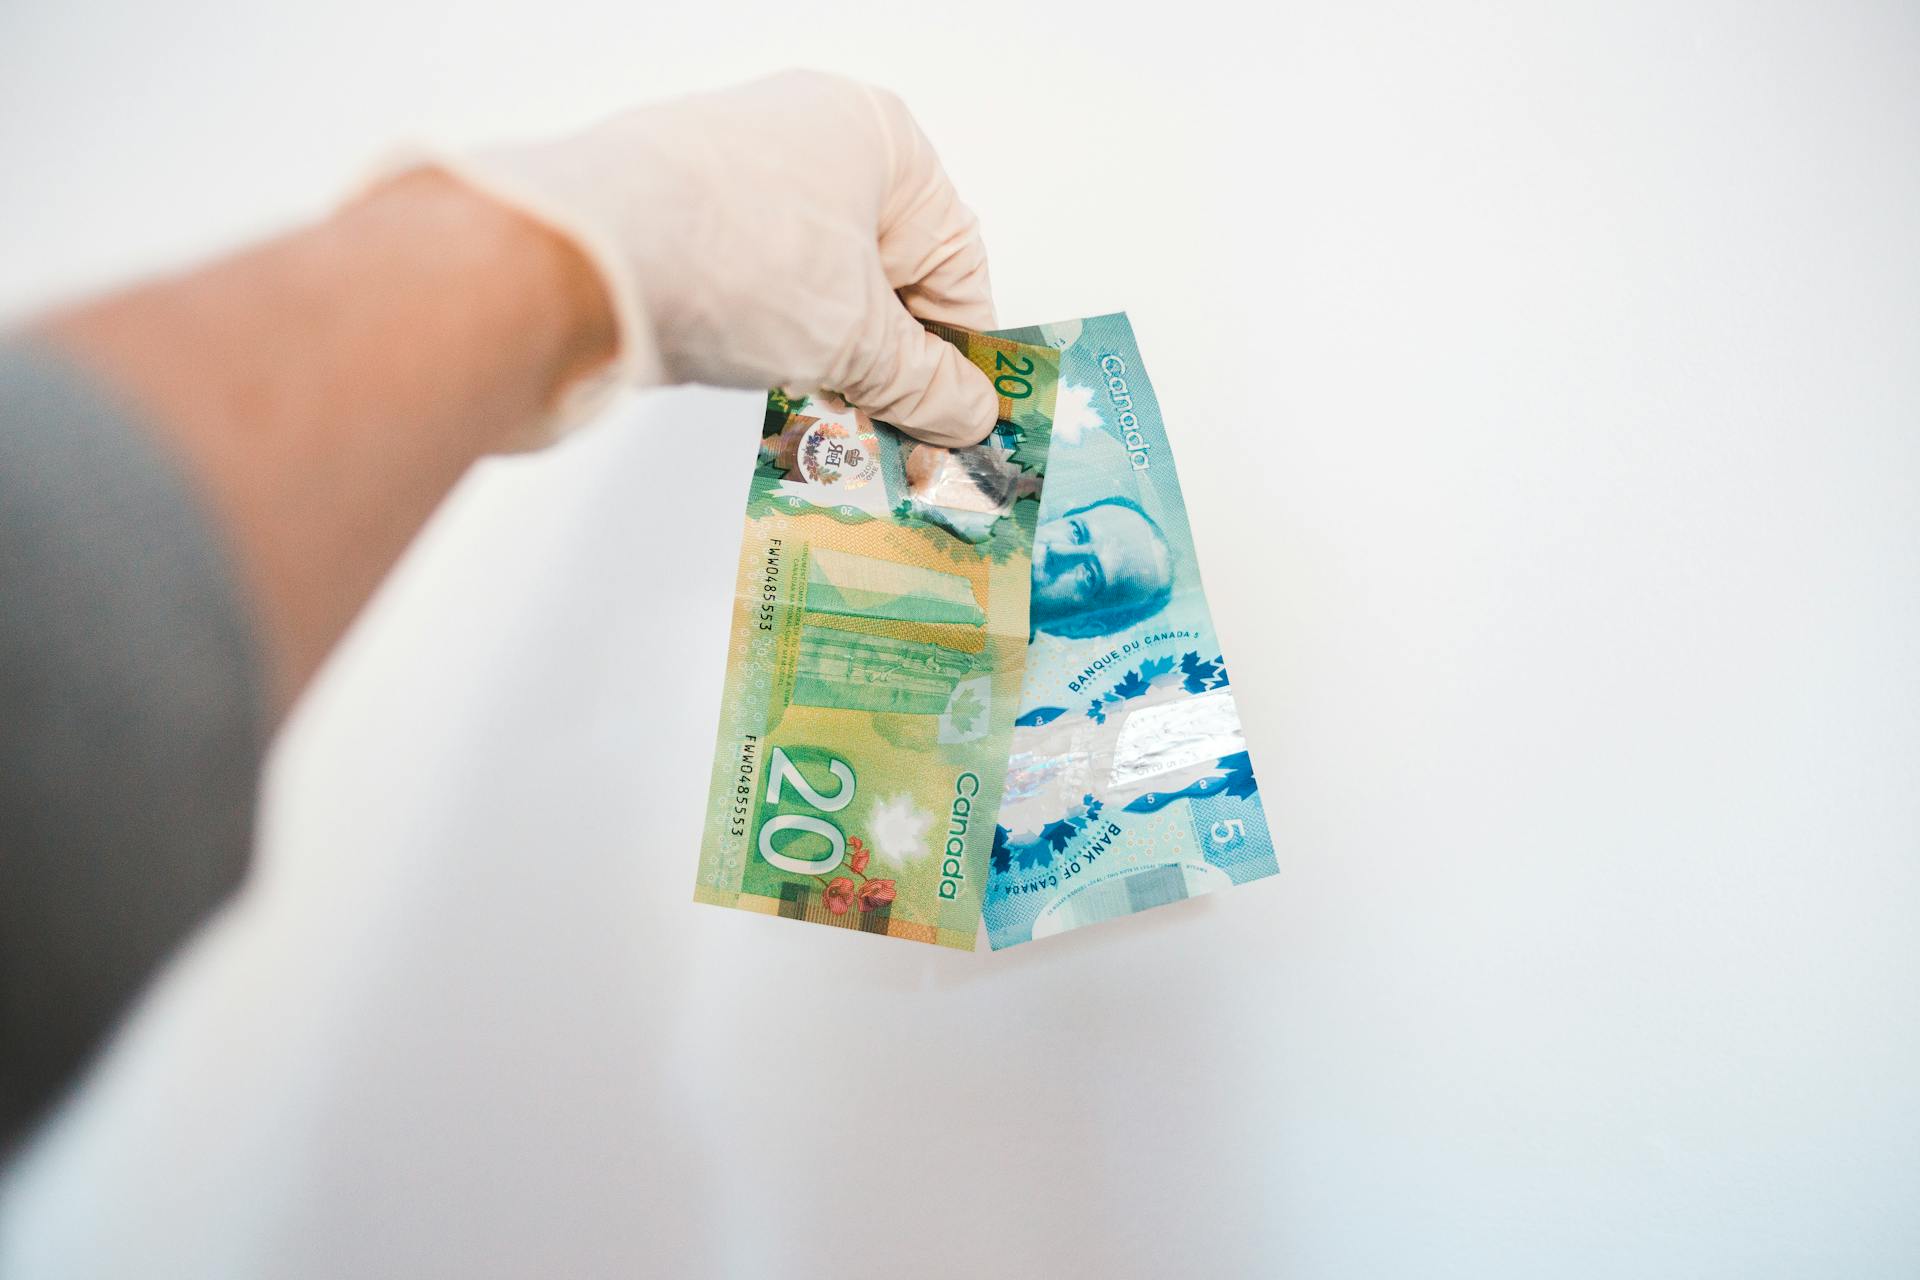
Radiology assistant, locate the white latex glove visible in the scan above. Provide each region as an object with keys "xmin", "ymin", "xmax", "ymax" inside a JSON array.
[{"xmin": 441, "ymin": 70, "xmax": 999, "ymax": 446}]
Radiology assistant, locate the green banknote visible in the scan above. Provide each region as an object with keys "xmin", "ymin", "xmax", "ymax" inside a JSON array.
[{"xmin": 694, "ymin": 328, "xmax": 1059, "ymax": 949}]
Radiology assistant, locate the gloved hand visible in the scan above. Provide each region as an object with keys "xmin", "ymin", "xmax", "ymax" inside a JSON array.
[{"xmin": 440, "ymin": 70, "xmax": 999, "ymax": 447}]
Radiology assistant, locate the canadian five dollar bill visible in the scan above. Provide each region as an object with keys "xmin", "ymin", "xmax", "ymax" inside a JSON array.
[{"xmin": 981, "ymin": 314, "xmax": 1276, "ymax": 948}]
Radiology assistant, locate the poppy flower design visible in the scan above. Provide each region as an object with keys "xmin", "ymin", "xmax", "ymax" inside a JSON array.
[
  {"xmin": 856, "ymin": 879, "xmax": 896, "ymax": 911},
  {"xmin": 824, "ymin": 876, "xmax": 856, "ymax": 915}
]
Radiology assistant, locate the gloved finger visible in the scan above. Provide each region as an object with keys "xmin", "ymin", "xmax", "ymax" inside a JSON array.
[
  {"xmin": 836, "ymin": 284, "xmax": 998, "ymax": 448},
  {"xmin": 865, "ymin": 88, "xmax": 998, "ymax": 332},
  {"xmin": 882, "ymin": 190, "xmax": 996, "ymax": 332}
]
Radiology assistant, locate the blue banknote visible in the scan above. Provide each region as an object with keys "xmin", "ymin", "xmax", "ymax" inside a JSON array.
[{"xmin": 980, "ymin": 313, "xmax": 1277, "ymax": 948}]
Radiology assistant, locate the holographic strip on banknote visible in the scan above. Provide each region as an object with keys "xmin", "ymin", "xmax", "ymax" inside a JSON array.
[
  {"xmin": 694, "ymin": 328, "xmax": 1059, "ymax": 949},
  {"xmin": 981, "ymin": 313, "xmax": 1277, "ymax": 948}
]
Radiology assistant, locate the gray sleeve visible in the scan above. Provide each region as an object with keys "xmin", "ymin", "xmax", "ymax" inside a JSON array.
[{"xmin": 0, "ymin": 339, "xmax": 268, "ymax": 1151}]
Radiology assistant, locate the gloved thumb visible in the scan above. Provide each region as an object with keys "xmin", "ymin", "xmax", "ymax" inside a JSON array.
[{"xmin": 836, "ymin": 285, "xmax": 999, "ymax": 448}]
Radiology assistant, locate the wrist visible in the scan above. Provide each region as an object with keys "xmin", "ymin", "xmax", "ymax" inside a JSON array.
[
  {"xmin": 423, "ymin": 145, "xmax": 667, "ymax": 415},
  {"xmin": 538, "ymin": 208, "xmax": 623, "ymax": 406},
  {"xmin": 333, "ymin": 167, "xmax": 627, "ymax": 455},
  {"xmin": 377, "ymin": 169, "xmax": 622, "ymax": 434}
]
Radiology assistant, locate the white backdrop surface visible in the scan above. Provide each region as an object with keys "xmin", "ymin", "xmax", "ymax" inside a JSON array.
[{"xmin": 3, "ymin": 2, "xmax": 1919, "ymax": 1276}]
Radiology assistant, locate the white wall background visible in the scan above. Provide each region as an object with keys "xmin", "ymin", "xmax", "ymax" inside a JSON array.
[{"xmin": 3, "ymin": 1, "xmax": 1918, "ymax": 1276}]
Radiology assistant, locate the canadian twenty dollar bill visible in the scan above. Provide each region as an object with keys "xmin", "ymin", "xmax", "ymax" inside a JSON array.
[
  {"xmin": 980, "ymin": 313, "xmax": 1277, "ymax": 948},
  {"xmin": 694, "ymin": 327, "xmax": 1059, "ymax": 949}
]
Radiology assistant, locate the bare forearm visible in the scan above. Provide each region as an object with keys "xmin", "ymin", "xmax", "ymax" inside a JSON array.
[
  {"xmin": 33, "ymin": 74, "xmax": 997, "ymax": 718},
  {"xmin": 44, "ymin": 170, "xmax": 616, "ymax": 712}
]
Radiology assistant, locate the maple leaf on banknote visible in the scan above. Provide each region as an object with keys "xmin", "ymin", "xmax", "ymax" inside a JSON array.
[
  {"xmin": 1050, "ymin": 382, "xmax": 1101, "ymax": 446},
  {"xmin": 1179, "ymin": 652, "xmax": 1228, "ymax": 694},
  {"xmin": 1218, "ymin": 753, "xmax": 1258, "ymax": 800},
  {"xmin": 869, "ymin": 793, "xmax": 933, "ymax": 866},
  {"xmin": 948, "ymin": 686, "xmax": 984, "ymax": 735},
  {"xmin": 1041, "ymin": 819, "xmax": 1078, "ymax": 852},
  {"xmin": 763, "ymin": 390, "xmax": 808, "ymax": 436},
  {"xmin": 990, "ymin": 826, "xmax": 1013, "ymax": 874},
  {"xmin": 1011, "ymin": 835, "xmax": 1053, "ymax": 872},
  {"xmin": 766, "ymin": 388, "xmax": 809, "ymax": 416}
]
